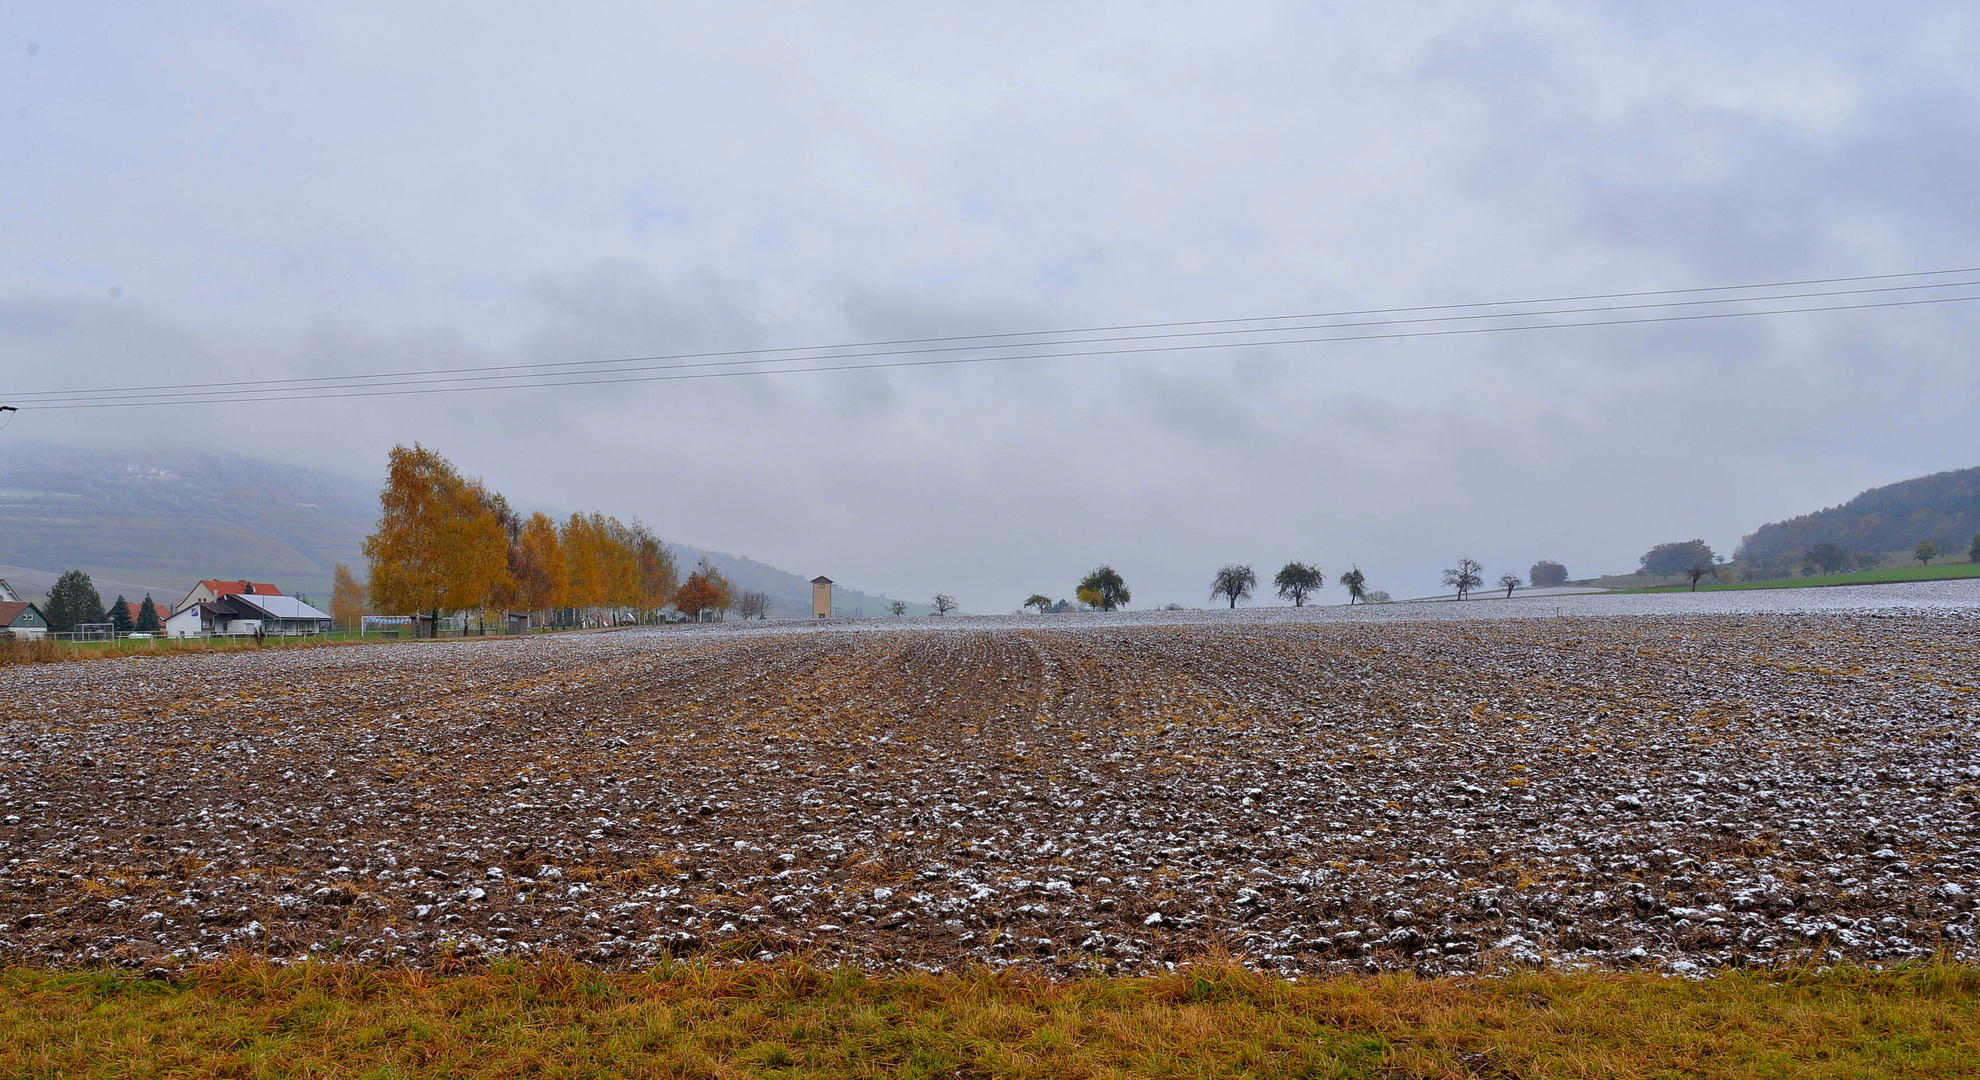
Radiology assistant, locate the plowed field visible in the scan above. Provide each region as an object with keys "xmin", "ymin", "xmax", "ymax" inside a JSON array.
[{"xmin": 4, "ymin": 610, "xmax": 1978, "ymax": 978}]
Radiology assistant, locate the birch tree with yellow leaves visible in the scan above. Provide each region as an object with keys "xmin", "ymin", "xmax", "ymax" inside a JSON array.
[
  {"xmin": 361, "ymin": 445, "xmax": 678, "ymax": 631},
  {"xmin": 363, "ymin": 444, "xmax": 512, "ymax": 622}
]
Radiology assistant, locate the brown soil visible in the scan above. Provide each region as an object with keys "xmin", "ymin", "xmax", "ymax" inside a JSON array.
[{"xmin": 2, "ymin": 613, "xmax": 1977, "ymax": 977}]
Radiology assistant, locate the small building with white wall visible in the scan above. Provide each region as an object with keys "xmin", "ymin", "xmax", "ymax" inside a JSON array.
[
  {"xmin": 167, "ymin": 593, "xmax": 331, "ymax": 637},
  {"xmin": 176, "ymin": 579, "xmax": 283, "ymax": 612}
]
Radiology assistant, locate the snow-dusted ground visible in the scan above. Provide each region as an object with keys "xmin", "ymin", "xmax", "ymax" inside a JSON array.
[{"xmin": 3, "ymin": 593, "xmax": 1977, "ymax": 979}]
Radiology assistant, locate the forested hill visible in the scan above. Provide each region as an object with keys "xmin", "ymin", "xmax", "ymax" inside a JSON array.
[{"xmin": 1737, "ymin": 465, "xmax": 1980, "ymax": 563}]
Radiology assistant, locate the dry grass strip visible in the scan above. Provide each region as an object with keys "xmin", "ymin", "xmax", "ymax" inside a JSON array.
[{"xmin": 3, "ymin": 956, "xmax": 1976, "ymax": 1078}]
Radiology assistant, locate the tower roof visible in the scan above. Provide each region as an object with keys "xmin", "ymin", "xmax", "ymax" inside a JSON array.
[{"xmin": 811, "ymin": 576, "xmax": 833, "ymax": 585}]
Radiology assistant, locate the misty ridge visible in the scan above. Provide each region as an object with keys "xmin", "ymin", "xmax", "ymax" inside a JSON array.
[
  {"xmin": 0, "ymin": 445, "xmax": 927, "ymax": 619},
  {"xmin": 4, "ymin": 442, "xmax": 1976, "ymax": 612}
]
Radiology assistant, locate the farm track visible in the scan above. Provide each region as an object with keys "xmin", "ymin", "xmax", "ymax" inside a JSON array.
[{"xmin": 2, "ymin": 611, "xmax": 1978, "ymax": 978}]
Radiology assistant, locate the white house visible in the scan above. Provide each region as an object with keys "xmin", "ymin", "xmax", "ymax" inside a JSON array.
[
  {"xmin": 167, "ymin": 593, "xmax": 331, "ymax": 637},
  {"xmin": 176, "ymin": 579, "xmax": 282, "ymax": 612}
]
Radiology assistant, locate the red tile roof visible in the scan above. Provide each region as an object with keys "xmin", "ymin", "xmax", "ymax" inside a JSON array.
[
  {"xmin": 114, "ymin": 599, "xmax": 166, "ymax": 624},
  {"xmin": 0, "ymin": 600, "xmax": 44, "ymax": 627},
  {"xmin": 200, "ymin": 580, "xmax": 283, "ymax": 597}
]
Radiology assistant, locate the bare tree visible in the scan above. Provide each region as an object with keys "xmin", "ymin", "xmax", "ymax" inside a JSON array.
[
  {"xmin": 1273, "ymin": 561, "xmax": 1324, "ymax": 607},
  {"xmin": 735, "ymin": 590, "xmax": 771, "ymax": 620},
  {"xmin": 1442, "ymin": 558, "xmax": 1483, "ymax": 600},
  {"xmin": 932, "ymin": 594, "xmax": 958, "ymax": 616},
  {"xmin": 1497, "ymin": 572, "xmax": 1521, "ymax": 599},
  {"xmin": 1338, "ymin": 566, "xmax": 1367, "ymax": 605},
  {"xmin": 1210, "ymin": 564, "xmax": 1256, "ymax": 608},
  {"xmin": 888, "ymin": 599, "xmax": 908, "ymax": 617},
  {"xmin": 1686, "ymin": 559, "xmax": 1719, "ymax": 591}
]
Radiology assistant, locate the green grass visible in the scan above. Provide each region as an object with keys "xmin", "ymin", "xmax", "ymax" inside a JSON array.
[
  {"xmin": 1615, "ymin": 559, "xmax": 1980, "ymax": 594},
  {"xmin": 3, "ymin": 957, "xmax": 1978, "ymax": 1078}
]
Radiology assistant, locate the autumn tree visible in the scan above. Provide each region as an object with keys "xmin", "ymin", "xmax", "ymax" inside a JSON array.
[
  {"xmin": 1023, "ymin": 594, "xmax": 1053, "ymax": 613},
  {"xmin": 1442, "ymin": 558, "xmax": 1483, "ymax": 600},
  {"xmin": 630, "ymin": 520, "xmax": 678, "ymax": 622},
  {"xmin": 1076, "ymin": 565, "xmax": 1130, "ymax": 611},
  {"xmin": 560, "ymin": 512, "xmax": 639, "ymax": 624},
  {"xmin": 698, "ymin": 557, "xmax": 735, "ymax": 617},
  {"xmin": 364, "ymin": 444, "xmax": 512, "ymax": 622},
  {"xmin": 331, "ymin": 563, "xmax": 368, "ymax": 632},
  {"xmin": 1273, "ymin": 562, "xmax": 1324, "ymax": 606},
  {"xmin": 1210, "ymin": 564, "xmax": 1256, "ymax": 608},
  {"xmin": 889, "ymin": 599, "xmax": 908, "ymax": 617},
  {"xmin": 676, "ymin": 571, "xmax": 721, "ymax": 621},
  {"xmin": 672, "ymin": 557, "xmax": 733, "ymax": 622},
  {"xmin": 602, "ymin": 517, "xmax": 644, "ymax": 618},
  {"xmin": 560, "ymin": 512, "xmax": 604, "ymax": 619},
  {"xmin": 1339, "ymin": 566, "xmax": 1367, "ymax": 605},
  {"xmin": 1917, "ymin": 539, "xmax": 1940, "ymax": 566},
  {"xmin": 511, "ymin": 512, "xmax": 568, "ymax": 617}
]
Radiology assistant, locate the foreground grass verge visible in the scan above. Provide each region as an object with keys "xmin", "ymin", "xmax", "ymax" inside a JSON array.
[{"xmin": 4, "ymin": 958, "xmax": 1977, "ymax": 1078}]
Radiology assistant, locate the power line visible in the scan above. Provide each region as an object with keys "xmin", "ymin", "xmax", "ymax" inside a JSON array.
[
  {"xmin": 15, "ymin": 289, "xmax": 1978, "ymax": 411},
  {"xmin": 15, "ymin": 263, "xmax": 1980, "ymax": 403},
  {"xmin": 13, "ymin": 274, "xmax": 1980, "ymax": 408}
]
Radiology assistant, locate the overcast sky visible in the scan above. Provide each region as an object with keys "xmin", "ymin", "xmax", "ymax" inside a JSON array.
[{"xmin": 4, "ymin": 2, "xmax": 1978, "ymax": 610}]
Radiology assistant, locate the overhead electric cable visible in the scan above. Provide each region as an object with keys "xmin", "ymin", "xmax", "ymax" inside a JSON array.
[
  {"xmin": 9, "ymin": 264, "xmax": 1980, "ymax": 404},
  {"xmin": 14, "ymin": 289, "xmax": 1978, "ymax": 411},
  {"xmin": 11, "ymin": 274, "xmax": 1980, "ymax": 408}
]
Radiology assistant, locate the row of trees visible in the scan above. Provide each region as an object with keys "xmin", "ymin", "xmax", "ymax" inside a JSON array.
[
  {"xmin": 40, "ymin": 570, "xmax": 164, "ymax": 634},
  {"xmin": 1213, "ymin": 562, "xmax": 1389, "ymax": 606},
  {"xmin": 1436, "ymin": 559, "xmax": 1527, "ymax": 600},
  {"xmin": 362, "ymin": 444, "xmax": 696, "ymax": 626},
  {"xmin": 1018, "ymin": 562, "xmax": 1391, "ymax": 613}
]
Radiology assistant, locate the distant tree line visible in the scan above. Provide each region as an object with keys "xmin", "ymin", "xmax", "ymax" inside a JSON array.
[
  {"xmin": 1020, "ymin": 560, "xmax": 1407, "ymax": 613},
  {"xmin": 35, "ymin": 571, "xmax": 164, "ymax": 635}
]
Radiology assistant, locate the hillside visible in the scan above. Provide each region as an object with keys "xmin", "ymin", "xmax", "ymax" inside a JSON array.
[
  {"xmin": 0, "ymin": 446, "xmax": 376, "ymax": 603},
  {"xmin": 0, "ymin": 445, "xmax": 929, "ymax": 617},
  {"xmin": 1736, "ymin": 465, "xmax": 1980, "ymax": 565}
]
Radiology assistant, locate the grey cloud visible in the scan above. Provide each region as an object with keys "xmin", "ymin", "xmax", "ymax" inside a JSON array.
[{"xmin": 3, "ymin": 3, "xmax": 1978, "ymax": 610}]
